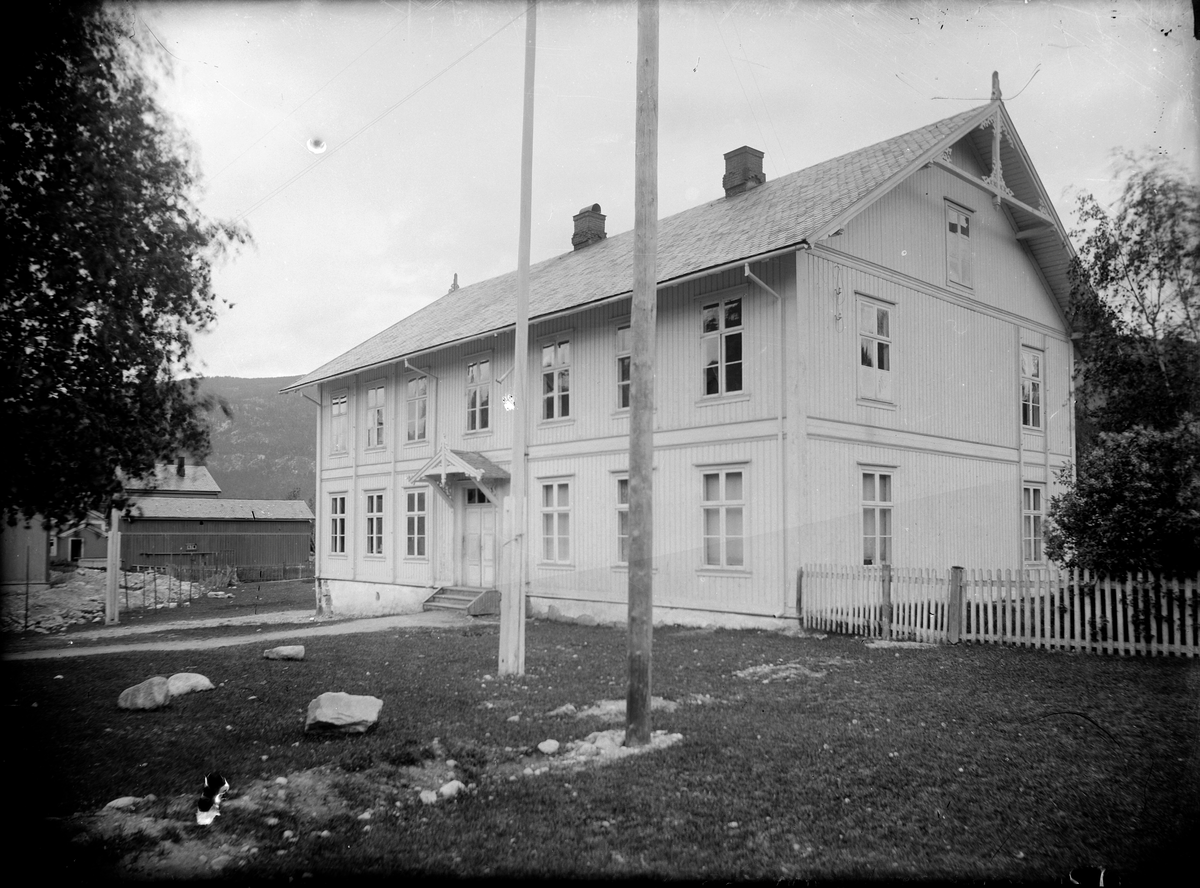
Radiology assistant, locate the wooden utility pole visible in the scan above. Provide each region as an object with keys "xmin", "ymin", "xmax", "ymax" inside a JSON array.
[
  {"xmin": 105, "ymin": 506, "xmax": 120, "ymax": 624},
  {"xmin": 626, "ymin": 0, "xmax": 658, "ymax": 747},
  {"xmin": 499, "ymin": 0, "xmax": 536, "ymax": 676}
]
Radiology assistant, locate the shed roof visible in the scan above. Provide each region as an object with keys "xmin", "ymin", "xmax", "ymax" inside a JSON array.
[
  {"xmin": 126, "ymin": 498, "xmax": 314, "ymax": 521},
  {"xmin": 285, "ymin": 99, "xmax": 1072, "ymax": 392}
]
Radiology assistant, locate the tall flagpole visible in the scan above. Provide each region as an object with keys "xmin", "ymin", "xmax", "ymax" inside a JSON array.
[
  {"xmin": 626, "ymin": 0, "xmax": 658, "ymax": 747},
  {"xmin": 500, "ymin": 1, "xmax": 536, "ymax": 676}
]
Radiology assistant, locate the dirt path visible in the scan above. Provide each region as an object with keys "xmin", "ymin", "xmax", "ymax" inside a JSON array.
[{"xmin": 3, "ymin": 609, "xmax": 486, "ymax": 661}]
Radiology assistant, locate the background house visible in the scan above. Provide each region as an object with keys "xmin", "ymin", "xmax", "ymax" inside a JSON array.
[
  {"xmin": 118, "ymin": 464, "xmax": 314, "ymax": 575},
  {"xmin": 285, "ymin": 93, "xmax": 1076, "ymax": 628}
]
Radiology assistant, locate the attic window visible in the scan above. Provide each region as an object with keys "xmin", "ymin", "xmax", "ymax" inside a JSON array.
[{"xmin": 946, "ymin": 201, "xmax": 974, "ymax": 289}]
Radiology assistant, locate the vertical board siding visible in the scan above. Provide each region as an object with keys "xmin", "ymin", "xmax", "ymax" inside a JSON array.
[
  {"xmin": 801, "ymin": 252, "xmax": 1017, "ymax": 447},
  {"xmin": 121, "ymin": 521, "xmax": 311, "ymax": 568},
  {"xmin": 833, "ymin": 163, "xmax": 1062, "ymax": 330}
]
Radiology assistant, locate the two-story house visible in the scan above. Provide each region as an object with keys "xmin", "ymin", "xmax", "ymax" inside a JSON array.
[{"xmin": 284, "ymin": 86, "xmax": 1075, "ymax": 628}]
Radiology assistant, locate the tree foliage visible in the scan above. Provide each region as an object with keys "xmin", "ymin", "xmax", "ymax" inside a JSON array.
[
  {"xmin": 1047, "ymin": 153, "xmax": 1200, "ymax": 575},
  {"xmin": 1067, "ymin": 151, "xmax": 1200, "ymax": 443},
  {"xmin": 1, "ymin": 2, "xmax": 247, "ymax": 529},
  {"xmin": 1045, "ymin": 421, "xmax": 1200, "ymax": 577}
]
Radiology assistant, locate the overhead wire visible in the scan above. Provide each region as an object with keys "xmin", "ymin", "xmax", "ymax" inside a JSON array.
[{"xmin": 234, "ymin": 2, "xmax": 532, "ymax": 221}]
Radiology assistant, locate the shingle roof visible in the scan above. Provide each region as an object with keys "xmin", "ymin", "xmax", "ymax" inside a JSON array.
[
  {"xmin": 286, "ymin": 104, "xmax": 994, "ymax": 391},
  {"xmin": 127, "ymin": 498, "xmax": 315, "ymax": 521}
]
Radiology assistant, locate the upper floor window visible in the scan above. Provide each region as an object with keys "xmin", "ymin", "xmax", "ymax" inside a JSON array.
[
  {"xmin": 365, "ymin": 384, "xmax": 385, "ymax": 448},
  {"xmin": 405, "ymin": 490, "xmax": 427, "ymax": 559},
  {"xmin": 330, "ymin": 391, "xmax": 348, "ymax": 454},
  {"xmin": 701, "ymin": 468, "xmax": 744, "ymax": 568},
  {"xmin": 1021, "ymin": 349, "xmax": 1042, "ymax": 429},
  {"xmin": 541, "ymin": 337, "xmax": 571, "ymax": 420},
  {"xmin": 858, "ymin": 298, "xmax": 893, "ymax": 402},
  {"xmin": 946, "ymin": 202, "xmax": 974, "ymax": 288},
  {"xmin": 1023, "ymin": 485, "xmax": 1044, "ymax": 563},
  {"xmin": 701, "ymin": 298, "xmax": 743, "ymax": 397},
  {"xmin": 329, "ymin": 494, "xmax": 346, "ymax": 554},
  {"xmin": 540, "ymin": 480, "xmax": 571, "ymax": 564},
  {"xmin": 862, "ymin": 470, "xmax": 892, "ymax": 565},
  {"xmin": 616, "ymin": 323, "xmax": 631, "ymax": 410},
  {"xmin": 366, "ymin": 492, "xmax": 384, "ymax": 556},
  {"xmin": 466, "ymin": 358, "xmax": 491, "ymax": 432},
  {"xmin": 406, "ymin": 376, "xmax": 428, "ymax": 442}
]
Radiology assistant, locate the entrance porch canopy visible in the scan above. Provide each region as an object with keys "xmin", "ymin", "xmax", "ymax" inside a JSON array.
[{"xmin": 407, "ymin": 446, "xmax": 510, "ymax": 503}]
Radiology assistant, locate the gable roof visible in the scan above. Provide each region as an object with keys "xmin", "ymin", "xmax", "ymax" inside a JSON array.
[
  {"xmin": 122, "ymin": 464, "xmax": 221, "ymax": 497},
  {"xmin": 285, "ymin": 100, "xmax": 1072, "ymax": 392},
  {"xmin": 125, "ymin": 498, "xmax": 314, "ymax": 521}
]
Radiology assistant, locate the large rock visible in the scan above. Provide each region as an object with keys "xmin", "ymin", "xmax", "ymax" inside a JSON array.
[
  {"xmin": 264, "ymin": 645, "xmax": 305, "ymax": 660},
  {"xmin": 167, "ymin": 673, "xmax": 214, "ymax": 697},
  {"xmin": 118, "ymin": 677, "xmax": 171, "ymax": 710},
  {"xmin": 304, "ymin": 692, "xmax": 382, "ymax": 734}
]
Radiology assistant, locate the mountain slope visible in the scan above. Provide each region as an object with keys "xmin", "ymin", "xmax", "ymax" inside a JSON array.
[{"xmin": 196, "ymin": 376, "xmax": 316, "ymax": 506}]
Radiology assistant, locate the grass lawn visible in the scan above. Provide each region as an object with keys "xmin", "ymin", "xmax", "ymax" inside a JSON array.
[{"xmin": 6, "ymin": 619, "xmax": 1197, "ymax": 881}]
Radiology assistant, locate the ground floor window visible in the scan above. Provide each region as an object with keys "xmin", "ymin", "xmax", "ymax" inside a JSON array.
[
  {"xmin": 540, "ymin": 480, "xmax": 571, "ymax": 564},
  {"xmin": 862, "ymin": 470, "xmax": 892, "ymax": 565},
  {"xmin": 616, "ymin": 476, "xmax": 629, "ymax": 564},
  {"xmin": 701, "ymin": 468, "xmax": 744, "ymax": 567},
  {"xmin": 366, "ymin": 492, "xmax": 384, "ymax": 556},
  {"xmin": 1023, "ymin": 485, "xmax": 1044, "ymax": 562},
  {"xmin": 329, "ymin": 495, "xmax": 346, "ymax": 554},
  {"xmin": 406, "ymin": 490, "xmax": 427, "ymax": 558}
]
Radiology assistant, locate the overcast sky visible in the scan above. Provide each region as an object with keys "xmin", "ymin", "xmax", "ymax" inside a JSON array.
[{"xmin": 136, "ymin": 0, "xmax": 1198, "ymax": 381}]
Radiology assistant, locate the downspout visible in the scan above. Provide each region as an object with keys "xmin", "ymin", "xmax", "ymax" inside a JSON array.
[{"xmin": 744, "ymin": 263, "xmax": 789, "ymax": 617}]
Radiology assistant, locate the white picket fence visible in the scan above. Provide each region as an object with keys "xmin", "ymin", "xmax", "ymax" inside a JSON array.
[{"xmin": 800, "ymin": 564, "xmax": 1200, "ymax": 657}]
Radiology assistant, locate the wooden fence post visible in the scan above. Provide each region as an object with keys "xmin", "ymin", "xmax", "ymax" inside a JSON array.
[
  {"xmin": 948, "ymin": 566, "xmax": 963, "ymax": 644},
  {"xmin": 881, "ymin": 563, "xmax": 893, "ymax": 640},
  {"xmin": 796, "ymin": 567, "xmax": 804, "ymax": 627}
]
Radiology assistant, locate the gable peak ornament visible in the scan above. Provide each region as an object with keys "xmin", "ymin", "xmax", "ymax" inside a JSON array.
[{"xmin": 991, "ymin": 71, "xmax": 1002, "ymax": 101}]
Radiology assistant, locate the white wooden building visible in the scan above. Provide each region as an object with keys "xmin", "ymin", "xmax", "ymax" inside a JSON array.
[{"xmin": 284, "ymin": 89, "xmax": 1076, "ymax": 628}]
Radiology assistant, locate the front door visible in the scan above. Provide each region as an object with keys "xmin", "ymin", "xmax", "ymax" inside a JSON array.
[{"xmin": 462, "ymin": 488, "xmax": 496, "ymax": 587}]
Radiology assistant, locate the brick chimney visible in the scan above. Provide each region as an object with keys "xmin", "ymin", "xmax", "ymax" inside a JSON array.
[
  {"xmin": 723, "ymin": 146, "xmax": 765, "ymax": 197},
  {"xmin": 572, "ymin": 203, "xmax": 606, "ymax": 250}
]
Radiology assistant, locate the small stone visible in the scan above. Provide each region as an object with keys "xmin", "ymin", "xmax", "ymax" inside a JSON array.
[
  {"xmin": 264, "ymin": 645, "xmax": 305, "ymax": 660},
  {"xmin": 167, "ymin": 672, "xmax": 214, "ymax": 697},
  {"xmin": 507, "ymin": 715, "xmax": 520, "ymax": 723},
  {"xmin": 305, "ymin": 692, "xmax": 383, "ymax": 734},
  {"xmin": 357, "ymin": 810, "xmax": 372, "ymax": 821},
  {"xmin": 103, "ymin": 796, "xmax": 140, "ymax": 810},
  {"xmin": 445, "ymin": 759, "xmax": 457, "ymax": 768},
  {"xmin": 537, "ymin": 739, "xmax": 560, "ymax": 755},
  {"xmin": 438, "ymin": 780, "xmax": 466, "ymax": 799},
  {"xmin": 576, "ymin": 742, "xmax": 599, "ymax": 757},
  {"xmin": 419, "ymin": 790, "xmax": 438, "ymax": 805},
  {"xmin": 266, "ymin": 816, "xmax": 280, "ymax": 826},
  {"xmin": 547, "ymin": 703, "xmax": 576, "ymax": 717},
  {"xmin": 275, "ymin": 777, "xmax": 288, "ymax": 786},
  {"xmin": 283, "ymin": 829, "xmax": 295, "ymax": 838}
]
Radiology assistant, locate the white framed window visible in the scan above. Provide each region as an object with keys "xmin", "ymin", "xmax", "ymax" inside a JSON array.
[
  {"xmin": 329, "ymin": 494, "xmax": 347, "ymax": 555},
  {"xmin": 615, "ymin": 323, "xmax": 631, "ymax": 410},
  {"xmin": 365, "ymin": 492, "xmax": 384, "ymax": 556},
  {"xmin": 541, "ymin": 336, "xmax": 571, "ymax": 420},
  {"xmin": 701, "ymin": 297, "xmax": 743, "ymax": 397},
  {"xmin": 365, "ymin": 384, "xmax": 385, "ymax": 449},
  {"xmin": 330, "ymin": 391, "xmax": 348, "ymax": 454},
  {"xmin": 946, "ymin": 201, "xmax": 974, "ymax": 288},
  {"xmin": 862, "ymin": 470, "xmax": 893, "ymax": 565},
  {"xmin": 701, "ymin": 468, "xmax": 745, "ymax": 568},
  {"xmin": 616, "ymin": 475, "xmax": 630, "ymax": 564},
  {"xmin": 1021, "ymin": 349, "xmax": 1043, "ymax": 430},
  {"xmin": 406, "ymin": 375, "xmax": 428, "ymax": 443},
  {"xmin": 466, "ymin": 358, "xmax": 491, "ymax": 432},
  {"xmin": 857, "ymin": 297, "xmax": 893, "ymax": 403},
  {"xmin": 540, "ymin": 480, "xmax": 571, "ymax": 564},
  {"xmin": 1023, "ymin": 485, "xmax": 1044, "ymax": 563},
  {"xmin": 405, "ymin": 489, "xmax": 427, "ymax": 559}
]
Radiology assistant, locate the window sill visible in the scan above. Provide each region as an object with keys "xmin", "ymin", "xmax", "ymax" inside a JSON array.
[
  {"xmin": 464, "ymin": 429, "xmax": 493, "ymax": 438},
  {"xmin": 404, "ymin": 440, "xmax": 430, "ymax": 448},
  {"xmin": 364, "ymin": 446, "xmax": 386, "ymax": 453},
  {"xmin": 327, "ymin": 553, "xmax": 348, "ymax": 559},
  {"xmin": 1021, "ymin": 426, "xmax": 1045, "ymax": 435},
  {"xmin": 403, "ymin": 557, "xmax": 429, "ymax": 563},
  {"xmin": 695, "ymin": 567, "xmax": 753, "ymax": 578},
  {"xmin": 537, "ymin": 562, "xmax": 576, "ymax": 571},
  {"xmin": 539, "ymin": 417, "xmax": 575, "ymax": 429},
  {"xmin": 857, "ymin": 398, "xmax": 897, "ymax": 411},
  {"xmin": 696, "ymin": 392, "xmax": 750, "ymax": 408}
]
